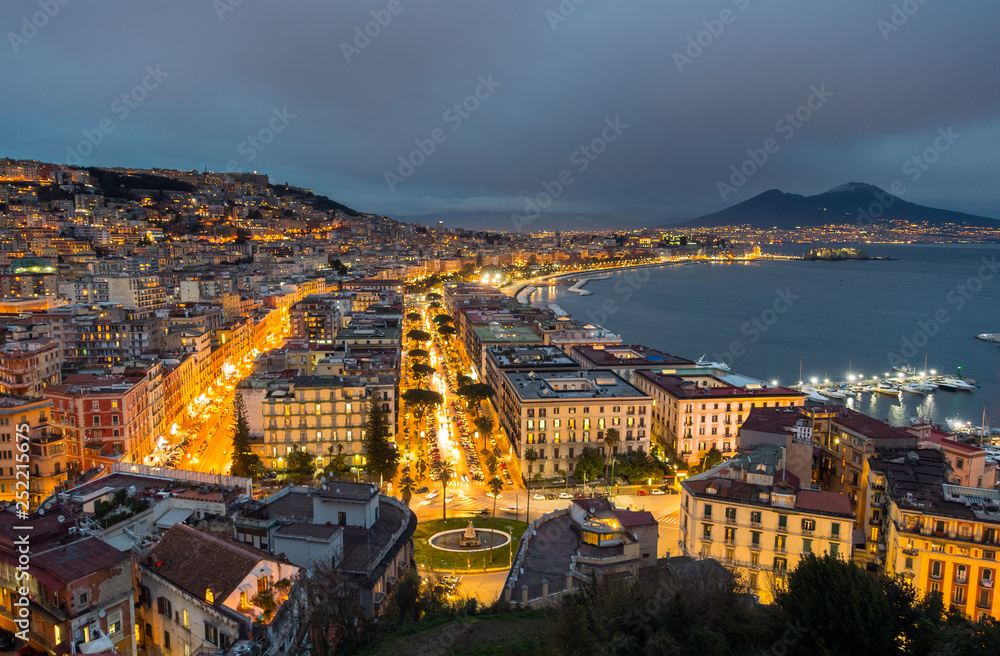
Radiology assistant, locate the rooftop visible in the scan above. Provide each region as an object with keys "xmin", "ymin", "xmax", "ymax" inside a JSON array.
[
  {"xmin": 635, "ymin": 370, "xmax": 804, "ymax": 400},
  {"xmin": 504, "ymin": 370, "xmax": 650, "ymax": 401},
  {"xmin": 145, "ymin": 524, "xmax": 281, "ymax": 607},
  {"xmin": 486, "ymin": 345, "xmax": 577, "ymax": 369},
  {"xmin": 572, "ymin": 345, "xmax": 696, "ymax": 368},
  {"xmin": 32, "ymin": 536, "xmax": 131, "ymax": 584}
]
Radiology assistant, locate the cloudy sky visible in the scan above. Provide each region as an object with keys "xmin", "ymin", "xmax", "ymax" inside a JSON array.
[{"xmin": 3, "ymin": 1, "xmax": 998, "ymax": 230}]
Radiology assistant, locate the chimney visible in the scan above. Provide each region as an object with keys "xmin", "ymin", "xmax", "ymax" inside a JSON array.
[
  {"xmin": 521, "ymin": 584, "xmax": 529, "ymax": 607},
  {"xmin": 566, "ymin": 572, "xmax": 574, "ymax": 593},
  {"xmin": 541, "ymin": 578, "xmax": 549, "ymax": 598}
]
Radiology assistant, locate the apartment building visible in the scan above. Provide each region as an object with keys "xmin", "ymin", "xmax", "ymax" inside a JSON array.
[
  {"xmin": 259, "ymin": 376, "xmax": 396, "ymax": 474},
  {"xmin": 0, "ymin": 510, "xmax": 137, "ymax": 656},
  {"xmin": 0, "ymin": 338, "xmax": 61, "ymax": 396},
  {"xmin": 0, "ymin": 395, "xmax": 64, "ymax": 509},
  {"xmin": 233, "ymin": 481, "xmax": 416, "ymax": 618},
  {"xmin": 497, "ymin": 370, "xmax": 651, "ymax": 479},
  {"xmin": 139, "ymin": 524, "xmax": 300, "ymax": 656},
  {"xmin": 44, "ymin": 373, "xmax": 151, "ymax": 464},
  {"xmin": 806, "ymin": 406, "xmax": 918, "ymax": 520},
  {"xmin": 680, "ymin": 444, "xmax": 854, "ymax": 603},
  {"xmin": 910, "ymin": 423, "xmax": 998, "ymax": 489},
  {"xmin": 863, "ymin": 449, "xmax": 1000, "ymax": 620},
  {"xmin": 634, "ymin": 370, "xmax": 806, "ymax": 467}
]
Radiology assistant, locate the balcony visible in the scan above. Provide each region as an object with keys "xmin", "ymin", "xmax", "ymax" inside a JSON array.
[
  {"xmin": 955, "ymin": 575, "xmax": 968, "ymax": 585},
  {"xmin": 980, "ymin": 578, "xmax": 993, "ymax": 590}
]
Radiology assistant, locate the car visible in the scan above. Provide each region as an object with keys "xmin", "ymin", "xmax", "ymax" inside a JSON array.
[
  {"xmin": 545, "ymin": 493, "xmax": 555, "ymax": 500},
  {"xmin": 532, "ymin": 493, "xmax": 545, "ymax": 500},
  {"xmin": 574, "ymin": 492, "xmax": 586, "ymax": 499},
  {"xmin": 651, "ymin": 488, "xmax": 665, "ymax": 495},
  {"xmin": 559, "ymin": 492, "xmax": 572, "ymax": 499},
  {"xmin": 664, "ymin": 487, "xmax": 680, "ymax": 495},
  {"xmin": 637, "ymin": 490, "xmax": 649, "ymax": 496}
]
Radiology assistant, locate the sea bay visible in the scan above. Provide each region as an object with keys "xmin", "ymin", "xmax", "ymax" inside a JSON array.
[{"xmin": 531, "ymin": 243, "xmax": 1000, "ymax": 430}]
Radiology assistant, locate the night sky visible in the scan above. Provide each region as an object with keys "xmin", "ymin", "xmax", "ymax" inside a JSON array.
[{"xmin": 3, "ymin": 1, "xmax": 998, "ymax": 230}]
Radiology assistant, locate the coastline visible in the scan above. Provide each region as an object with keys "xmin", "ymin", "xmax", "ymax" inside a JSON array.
[{"xmin": 506, "ymin": 258, "xmax": 694, "ymax": 300}]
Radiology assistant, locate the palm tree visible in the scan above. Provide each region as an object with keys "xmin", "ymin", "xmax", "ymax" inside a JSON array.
[
  {"xmin": 398, "ymin": 475, "xmax": 416, "ymax": 507},
  {"xmin": 524, "ymin": 447, "xmax": 538, "ymax": 523},
  {"xmin": 487, "ymin": 476, "xmax": 504, "ymax": 561},
  {"xmin": 474, "ymin": 416, "xmax": 495, "ymax": 450},
  {"xmin": 557, "ymin": 468, "xmax": 568, "ymax": 490},
  {"xmin": 415, "ymin": 458, "xmax": 427, "ymax": 483},
  {"xmin": 481, "ymin": 448, "xmax": 498, "ymax": 478},
  {"xmin": 432, "ymin": 459, "xmax": 455, "ymax": 520},
  {"xmin": 604, "ymin": 428, "xmax": 620, "ymax": 492}
]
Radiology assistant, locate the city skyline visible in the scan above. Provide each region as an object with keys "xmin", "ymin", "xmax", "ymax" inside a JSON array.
[{"xmin": 2, "ymin": 1, "xmax": 999, "ymax": 231}]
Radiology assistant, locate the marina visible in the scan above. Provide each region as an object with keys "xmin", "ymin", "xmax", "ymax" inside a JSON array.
[{"xmin": 791, "ymin": 370, "xmax": 1000, "ymax": 444}]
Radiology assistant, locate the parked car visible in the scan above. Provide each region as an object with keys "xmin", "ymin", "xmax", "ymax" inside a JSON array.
[
  {"xmin": 637, "ymin": 489, "xmax": 649, "ymax": 496},
  {"xmin": 651, "ymin": 488, "xmax": 665, "ymax": 495},
  {"xmin": 416, "ymin": 486, "xmax": 430, "ymax": 494},
  {"xmin": 663, "ymin": 487, "xmax": 680, "ymax": 495},
  {"xmin": 574, "ymin": 492, "xmax": 586, "ymax": 499},
  {"xmin": 532, "ymin": 493, "xmax": 545, "ymax": 500},
  {"xmin": 559, "ymin": 492, "xmax": 572, "ymax": 499}
]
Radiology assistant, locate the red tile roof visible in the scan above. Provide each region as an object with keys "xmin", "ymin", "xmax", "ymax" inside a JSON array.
[
  {"xmin": 146, "ymin": 524, "xmax": 270, "ymax": 606},
  {"xmin": 614, "ymin": 509, "xmax": 657, "ymax": 528}
]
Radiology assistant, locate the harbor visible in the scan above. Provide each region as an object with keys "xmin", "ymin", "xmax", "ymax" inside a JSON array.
[{"xmin": 791, "ymin": 367, "xmax": 999, "ymax": 443}]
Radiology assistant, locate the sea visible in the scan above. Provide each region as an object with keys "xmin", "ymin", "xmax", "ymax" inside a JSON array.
[{"xmin": 531, "ymin": 243, "xmax": 1000, "ymax": 432}]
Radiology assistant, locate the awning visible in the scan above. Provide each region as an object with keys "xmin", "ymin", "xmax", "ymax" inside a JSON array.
[
  {"xmin": 155, "ymin": 508, "xmax": 193, "ymax": 529},
  {"xmin": 78, "ymin": 634, "xmax": 115, "ymax": 654}
]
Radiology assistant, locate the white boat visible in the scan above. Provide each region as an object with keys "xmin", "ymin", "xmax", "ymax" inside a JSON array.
[
  {"xmin": 696, "ymin": 355, "xmax": 731, "ymax": 371},
  {"xmin": 939, "ymin": 378, "xmax": 975, "ymax": 391},
  {"xmin": 874, "ymin": 386, "xmax": 902, "ymax": 397},
  {"xmin": 899, "ymin": 384, "xmax": 926, "ymax": 395},
  {"xmin": 799, "ymin": 386, "xmax": 828, "ymax": 403},
  {"xmin": 820, "ymin": 389, "xmax": 847, "ymax": 400},
  {"xmin": 976, "ymin": 333, "xmax": 1000, "ymax": 343},
  {"xmin": 946, "ymin": 416, "xmax": 969, "ymax": 432}
]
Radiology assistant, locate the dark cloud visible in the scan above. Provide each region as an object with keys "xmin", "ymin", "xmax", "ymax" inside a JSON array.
[{"xmin": 2, "ymin": 0, "xmax": 997, "ymax": 229}]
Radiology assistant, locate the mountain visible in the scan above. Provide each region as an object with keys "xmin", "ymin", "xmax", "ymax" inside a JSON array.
[{"xmin": 676, "ymin": 183, "xmax": 999, "ymax": 229}]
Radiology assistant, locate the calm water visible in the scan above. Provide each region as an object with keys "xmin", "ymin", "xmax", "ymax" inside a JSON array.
[{"xmin": 533, "ymin": 244, "xmax": 1000, "ymax": 429}]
